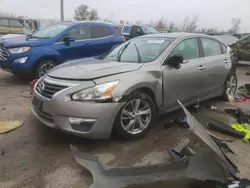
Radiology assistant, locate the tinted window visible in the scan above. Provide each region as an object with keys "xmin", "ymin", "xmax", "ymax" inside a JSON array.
[
  {"xmin": 104, "ymin": 38, "xmax": 174, "ymax": 63},
  {"xmin": 140, "ymin": 26, "xmax": 158, "ymax": 34},
  {"xmin": 91, "ymin": 26, "xmax": 112, "ymax": 38},
  {"xmin": 170, "ymin": 38, "xmax": 200, "ymax": 60},
  {"xmin": 65, "ymin": 26, "xmax": 90, "ymax": 40},
  {"xmin": 201, "ymin": 38, "xmax": 222, "ymax": 57},
  {"xmin": 121, "ymin": 25, "xmax": 132, "ymax": 35},
  {"xmin": 113, "ymin": 27, "xmax": 122, "ymax": 36}
]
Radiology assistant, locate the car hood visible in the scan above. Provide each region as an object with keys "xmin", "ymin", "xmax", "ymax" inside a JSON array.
[
  {"xmin": 0, "ymin": 35, "xmax": 52, "ymax": 48},
  {"xmin": 48, "ymin": 58, "xmax": 143, "ymax": 80}
]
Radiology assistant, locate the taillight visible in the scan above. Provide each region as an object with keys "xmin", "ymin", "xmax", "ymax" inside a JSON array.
[{"xmin": 122, "ymin": 36, "xmax": 126, "ymax": 42}]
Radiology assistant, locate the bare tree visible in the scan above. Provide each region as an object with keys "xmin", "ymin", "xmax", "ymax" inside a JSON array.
[
  {"xmin": 230, "ymin": 17, "xmax": 241, "ymax": 34},
  {"xmin": 74, "ymin": 4, "xmax": 98, "ymax": 21},
  {"xmin": 186, "ymin": 15, "xmax": 198, "ymax": 32},
  {"xmin": 89, "ymin": 9, "xmax": 99, "ymax": 21},
  {"xmin": 180, "ymin": 17, "xmax": 189, "ymax": 31},
  {"xmin": 167, "ymin": 22, "xmax": 175, "ymax": 31},
  {"xmin": 155, "ymin": 17, "xmax": 166, "ymax": 31}
]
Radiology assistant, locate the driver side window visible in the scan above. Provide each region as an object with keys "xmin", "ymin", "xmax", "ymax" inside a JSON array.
[
  {"xmin": 61, "ymin": 26, "xmax": 91, "ymax": 41},
  {"xmin": 169, "ymin": 38, "xmax": 200, "ymax": 60}
]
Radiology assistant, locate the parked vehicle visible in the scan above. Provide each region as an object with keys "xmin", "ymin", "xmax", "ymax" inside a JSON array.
[
  {"xmin": 121, "ymin": 24, "xmax": 158, "ymax": 40},
  {"xmin": 31, "ymin": 33, "xmax": 236, "ymax": 140},
  {"xmin": 0, "ymin": 21, "xmax": 125, "ymax": 78},
  {"xmin": 230, "ymin": 34, "xmax": 250, "ymax": 61}
]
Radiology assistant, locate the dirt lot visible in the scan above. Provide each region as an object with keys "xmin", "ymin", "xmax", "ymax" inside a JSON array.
[{"xmin": 0, "ymin": 65, "xmax": 250, "ymax": 188}]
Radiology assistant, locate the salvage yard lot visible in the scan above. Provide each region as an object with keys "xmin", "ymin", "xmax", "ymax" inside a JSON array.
[{"xmin": 0, "ymin": 65, "xmax": 250, "ymax": 188}]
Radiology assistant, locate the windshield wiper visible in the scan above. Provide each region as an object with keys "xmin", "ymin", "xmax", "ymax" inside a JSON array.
[
  {"xmin": 117, "ymin": 42, "xmax": 131, "ymax": 62},
  {"xmin": 133, "ymin": 43, "xmax": 141, "ymax": 63}
]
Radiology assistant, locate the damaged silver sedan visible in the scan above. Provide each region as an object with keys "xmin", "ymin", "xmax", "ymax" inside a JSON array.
[{"xmin": 31, "ymin": 33, "xmax": 236, "ymax": 140}]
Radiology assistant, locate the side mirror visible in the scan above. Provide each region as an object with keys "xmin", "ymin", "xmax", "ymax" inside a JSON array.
[
  {"xmin": 165, "ymin": 55, "xmax": 184, "ymax": 67},
  {"xmin": 63, "ymin": 36, "xmax": 75, "ymax": 45}
]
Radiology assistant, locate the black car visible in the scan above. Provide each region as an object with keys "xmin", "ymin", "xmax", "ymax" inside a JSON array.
[
  {"xmin": 121, "ymin": 24, "xmax": 158, "ymax": 40},
  {"xmin": 231, "ymin": 34, "xmax": 250, "ymax": 61}
]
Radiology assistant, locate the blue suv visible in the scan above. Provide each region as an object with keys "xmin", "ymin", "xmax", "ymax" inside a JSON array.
[{"xmin": 0, "ymin": 21, "xmax": 125, "ymax": 78}]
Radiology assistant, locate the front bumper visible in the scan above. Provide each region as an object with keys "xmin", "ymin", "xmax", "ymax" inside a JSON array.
[
  {"xmin": 31, "ymin": 85, "xmax": 125, "ymax": 139},
  {"xmin": 0, "ymin": 54, "xmax": 37, "ymax": 75}
]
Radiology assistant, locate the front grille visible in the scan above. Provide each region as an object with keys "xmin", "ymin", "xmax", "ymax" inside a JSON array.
[
  {"xmin": 36, "ymin": 80, "xmax": 69, "ymax": 99},
  {"xmin": 0, "ymin": 44, "xmax": 9, "ymax": 62}
]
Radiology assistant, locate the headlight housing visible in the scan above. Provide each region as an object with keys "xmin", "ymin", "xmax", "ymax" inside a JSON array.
[
  {"xmin": 72, "ymin": 80, "xmax": 120, "ymax": 101},
  {"xmin": 9, "ymin": 46, "xmax": 31, "ymax": 54}
]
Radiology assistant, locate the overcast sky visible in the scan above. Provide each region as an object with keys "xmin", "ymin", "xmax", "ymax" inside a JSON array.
[{"xmin": 1, "ymin": 0, "xmax": 250, "ymax": 32}]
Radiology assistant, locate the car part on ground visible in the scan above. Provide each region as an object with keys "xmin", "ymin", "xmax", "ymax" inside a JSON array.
[
  {"xmin": 208, "ymin": 118, "xmax": 246, "ymax": 139},
  {"xmin": 70, "ymin": 101, "xmax": 239, "ymax": 188}
]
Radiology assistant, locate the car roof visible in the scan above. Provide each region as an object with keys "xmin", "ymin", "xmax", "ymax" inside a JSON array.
[
  {"xmin": 139, "ymin": 32, "xmax": 218, "ymax": 39},
  {"xmin": 61, "ymin": 21, "xmax": 116, "ymax": 28}
]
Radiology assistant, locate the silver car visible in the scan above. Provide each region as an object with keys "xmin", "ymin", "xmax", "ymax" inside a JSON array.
[{"xmin": 31, "ymin": 33, "xmax": 237, "ymax": 140}]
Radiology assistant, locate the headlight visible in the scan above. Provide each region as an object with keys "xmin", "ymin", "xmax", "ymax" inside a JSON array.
[
  {"xmin": 72, "ymin": 80, "xmax": 120, "ymax": 101},
  {"xmin": 9, "ymin": 46, "xmax": 31, "ymax": 54}
]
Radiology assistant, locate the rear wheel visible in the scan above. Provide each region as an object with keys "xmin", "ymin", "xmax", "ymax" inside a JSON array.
[
  {"xmin": 113, "ymin": 91, "xmax": 156, "ymax": 140},
  {"xmin": 36, "ymin": 60, "xmax": 56, "ymax": 78},
  {"xmin": 222, "ymin": 72, "xmax": 237, "ymax": 100}
]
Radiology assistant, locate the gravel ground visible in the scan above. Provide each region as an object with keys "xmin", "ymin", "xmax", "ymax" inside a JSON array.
[{"xmin": 0, "ymin": 65, "xmax": 250, "ymax": 188}]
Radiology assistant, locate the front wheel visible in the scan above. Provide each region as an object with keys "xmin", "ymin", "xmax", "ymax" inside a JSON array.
[
  {"xmin": 112, "ymin": 91, "xmax": 156, "ymax": 140},
  {"xmin": 222, "ymin": 72, "xmax": 238, "ymax": 101},
  {"xmin": 36, "ymin": 60, "xmax": 56, "ymax": 78}
]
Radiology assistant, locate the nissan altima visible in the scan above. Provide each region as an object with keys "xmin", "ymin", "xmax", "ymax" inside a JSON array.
[{"xmin": 31, "ymin": 33, "xmax": 237, "ymax": 140}]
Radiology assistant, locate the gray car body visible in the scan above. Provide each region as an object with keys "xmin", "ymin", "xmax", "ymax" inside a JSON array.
[{"xmin": 32, "ymin": 33, "xmax": 232, "ymax": 139}]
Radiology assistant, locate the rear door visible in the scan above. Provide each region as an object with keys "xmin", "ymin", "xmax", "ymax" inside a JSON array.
[
  {"xmin": 200, "ymin": 37, "xmax": 230, "ymax": 97},
  {"xmin": 162, "ymin": 37, "xmax": 205, "ymax": 109},
  {"xmin": 89, "ymin": 25, "xmax": 115, "ymax": 56}
]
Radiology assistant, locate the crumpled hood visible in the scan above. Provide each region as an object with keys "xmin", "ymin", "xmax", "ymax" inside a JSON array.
[
  {"xmin": 48, "ymin": 58, "xmax": 143, "ymax": 80},
  {"xmin": 1, "ymin": 35, "xmax": 52, "ymax": 48}
]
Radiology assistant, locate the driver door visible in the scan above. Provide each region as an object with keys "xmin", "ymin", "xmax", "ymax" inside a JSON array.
[
  {"xmin": 57, "ymin": 25, "xmax": 92, "ymax": 62},
  {"xmin": 161, "ymin": 37, "xmax": 205, "ymax": 110}
]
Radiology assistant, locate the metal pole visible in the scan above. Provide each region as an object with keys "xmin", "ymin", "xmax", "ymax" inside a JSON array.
[{"xmin": 60, "ymin": 0, "xmax": 64, "ymax": 21}]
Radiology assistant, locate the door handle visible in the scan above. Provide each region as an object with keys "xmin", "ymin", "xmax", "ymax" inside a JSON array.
[
  {"xmin": 224, "ymin": 59, "xmax": 230, "ymax": 63},
  {"xmin": 197, "ymin": 65, "xmax": 206, "ymax": 70}
]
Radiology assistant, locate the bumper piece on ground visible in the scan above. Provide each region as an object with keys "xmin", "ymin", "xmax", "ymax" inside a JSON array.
[{"xmin": 70, "ymin": 101, "xmax": 239, "ymax": 188}]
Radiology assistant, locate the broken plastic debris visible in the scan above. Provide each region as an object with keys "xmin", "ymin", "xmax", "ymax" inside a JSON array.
[{"xmin": 0, "ymin": 121, "xmax": 23, "ymax": 134}]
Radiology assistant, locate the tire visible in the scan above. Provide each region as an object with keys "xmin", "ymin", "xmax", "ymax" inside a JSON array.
[
  {"xmin": 36, "ymin": 60, "xmax": 57, "ymax": 78},
  {"xmin": 222, "ymin": 72, "xmax": 238, "ymax": 101},
  {"xmin": 112, "ymin": 91, "xmax": 156, "ymax": 140}
]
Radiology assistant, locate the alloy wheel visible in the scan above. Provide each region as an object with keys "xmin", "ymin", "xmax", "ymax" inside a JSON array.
[
  {"xmin": 120, "ymin": 99, "xmax": 152, "ymax": 135},
  {"xmin": 38, "ymin": 61, "xmax": 55, "ymax": 78},
  {"xmin": 226, "ymin": 74, "xmax": 237, "ymax": 95}
]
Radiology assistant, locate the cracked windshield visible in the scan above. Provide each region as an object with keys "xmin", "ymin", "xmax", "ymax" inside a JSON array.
[{"xmin": 1, "ymin": 0, "xmax": 250, "ymax": 188}]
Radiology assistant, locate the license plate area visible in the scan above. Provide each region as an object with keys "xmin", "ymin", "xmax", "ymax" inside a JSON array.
[{"xmin": 32, "ymin": 96, "xmax": 43, "ymax": 110}]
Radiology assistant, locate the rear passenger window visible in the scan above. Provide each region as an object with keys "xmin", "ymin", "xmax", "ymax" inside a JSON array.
[
  {"xmin": 201, "ymin": 38, "xmax": 222, "ymax": 57},
  {"xmin": 91, "ymin": 26, "xmax": 112, "ymax": 38},
  {"xmin": 65, "ymin": 26, "xmax": 91, "ymax": 40},
  {"xmin": 170, "ymin": 38, "xmax": 200, "ymax": 60},
  {"xmin": 221, "ymin": 44, "xmax": 227, "ymax": 54}
]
